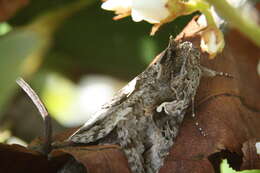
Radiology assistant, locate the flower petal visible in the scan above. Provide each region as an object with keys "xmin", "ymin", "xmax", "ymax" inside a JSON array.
[
  {"xmin": 101, "ymin": 0, "xmax": 132, "ymax": 12},
  {"xmin": 200, "ymin": 28, "xmax": 224, "ymax": 58},
  {"xmin": 131, "ymin": 0, "xmax": 169, "ymax": 23}
]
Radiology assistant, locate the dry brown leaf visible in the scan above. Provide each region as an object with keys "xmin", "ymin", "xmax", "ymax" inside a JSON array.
[
  {"xmin": 0, "ymin": 143, "xmax": 70, "ymax": 173},
  {"xmin": 241, "ymin": 139, "xmax": 260, "ymax": 170}
]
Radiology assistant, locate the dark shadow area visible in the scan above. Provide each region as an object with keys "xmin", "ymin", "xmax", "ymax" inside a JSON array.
[{"xmin": 208, "ymin": 149, "xmax": 243, "ymax": 173}]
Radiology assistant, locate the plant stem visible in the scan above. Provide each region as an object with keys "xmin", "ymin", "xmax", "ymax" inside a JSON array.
[{"xmin": 206, "ymin": 0, "xmax": 260, "ymax": 46}]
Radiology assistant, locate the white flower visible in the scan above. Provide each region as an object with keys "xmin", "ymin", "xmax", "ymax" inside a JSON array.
[
  {"xmin": 101, "ymin": 0, "xmax": 170, "ymax": 24},
  {"xmin": 197, "ymin": 7, "xmax": 224, "ymax": 28},
  {"xmin": 200, "ymin": 28, "xmax": 224, "ymax": 58},
  {"xmin": 131, "ymin": 0, "xmax": 170, "ymax": 23},
  {"xmin": 200, "ymin": 31, "xmax": 218, "ymax": 53},
  {"xmin": 197, "ymin": 7, "xmax": 225, "ymax": 58},
  {"xmin": 256, "ymin": 142, "xmax": 260, "ymax": 155},
  {"xmin": 101, "ymin": 0, "xmax": 132, "ymax": 13}
]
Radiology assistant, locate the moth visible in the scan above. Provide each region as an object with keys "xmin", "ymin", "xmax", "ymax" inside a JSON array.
[{"xmin": 65, "ymin": 38, "xmax": 231, "ymax": 173}]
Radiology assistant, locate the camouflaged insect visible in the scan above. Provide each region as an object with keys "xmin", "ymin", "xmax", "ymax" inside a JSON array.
[{"xmin": 67, "ymin": 39, "xmax": 231, "ymax": 173}]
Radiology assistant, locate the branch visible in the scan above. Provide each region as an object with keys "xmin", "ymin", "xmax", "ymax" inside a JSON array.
[{"xmin": 16, "ymin": 78, "xmax": 52, "ymax": 154}]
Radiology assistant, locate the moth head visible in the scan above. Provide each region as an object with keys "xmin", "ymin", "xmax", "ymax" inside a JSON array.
[
  {"xmin": 149, "ymin": 39, "xmax": 200, "ymax": 78},
  {"xmin": 176, "ymin": 41, "xmax": 200, "ymax": 68}
]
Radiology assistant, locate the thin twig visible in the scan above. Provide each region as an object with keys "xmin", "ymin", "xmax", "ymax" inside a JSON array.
[{"xmin": 16, "ymin": 77, "xmax": 52, "ymax": 154}]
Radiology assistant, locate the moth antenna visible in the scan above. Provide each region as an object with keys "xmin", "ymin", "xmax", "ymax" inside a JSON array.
[{"xmin": 16, "ymin": 77, "xmax": 52, "ymax": 154}]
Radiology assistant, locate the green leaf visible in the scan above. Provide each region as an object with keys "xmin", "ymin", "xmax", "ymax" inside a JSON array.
[
  {"xmin": 221, "ymin": 159, "xmax": 260, "ymax": 173},
  {"xmin": 0, "ymin": 29, "xmax": 46, "ymax": 114},
  {"xmin": 0, "ymin": 0, "xmax": 94, "ymax": 116}
]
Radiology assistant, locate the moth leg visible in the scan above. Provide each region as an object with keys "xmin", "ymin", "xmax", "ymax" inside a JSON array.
[
  {"xmin": 191, "ymin": 95, "xmax": 207, "ymax": 136},
  {"xmin": 191, "ymin": 96, "xmax": 195, "ymax": 118},
  {"xmin": 200, "ymin": 66, "xmax": 233, "ymax": 78},
  {"xmin": 195, "ymin": 122, "xmax": 207, "ymax": 136}
]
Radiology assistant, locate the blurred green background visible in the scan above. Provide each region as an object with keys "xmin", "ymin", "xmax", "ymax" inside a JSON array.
[{"xmin": 0, "ymin": 1, "xmax": 258, "ymax": 173}]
